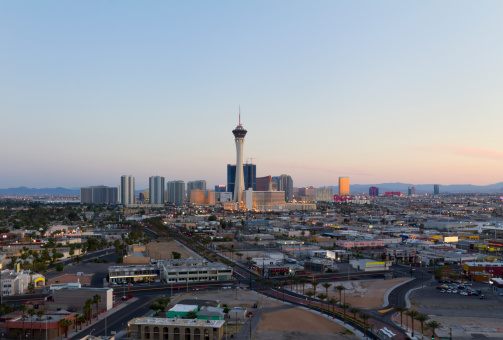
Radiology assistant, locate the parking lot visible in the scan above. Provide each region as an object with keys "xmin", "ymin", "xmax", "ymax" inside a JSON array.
[{"xmin": 410, "ymin": 281, "xmax": 503, "ymax": 339}]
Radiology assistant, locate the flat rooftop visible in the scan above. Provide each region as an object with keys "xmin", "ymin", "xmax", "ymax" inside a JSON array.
[{"xmin": 129, "ymin": 317, "xmax": 225, "ymax": 328}]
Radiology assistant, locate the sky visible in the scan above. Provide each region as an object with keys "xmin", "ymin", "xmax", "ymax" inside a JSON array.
[{"xmin": 2, "ymin": 1, "xmax": 503, "ymax": 189}]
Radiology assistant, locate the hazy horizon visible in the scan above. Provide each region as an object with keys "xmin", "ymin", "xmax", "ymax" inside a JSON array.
[{"xmin": 2, "ymin": 1, "xmax": 503, "ymax": 189}]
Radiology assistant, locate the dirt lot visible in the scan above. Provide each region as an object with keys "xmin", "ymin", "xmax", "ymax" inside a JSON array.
[
  {"xmin": 172, "ymin": 289, "xmax": 358, "ymax": 340},
  {"xmin": 291, "ymin": 278, "xmax": 409, "ymax": 309},
  {"xmin": 146, "ymin": 240, "xmax": 201, "ymax": 260},
  {"xmin": 257, "ymin": 307, "xmax": 358, "ymax": 340}
]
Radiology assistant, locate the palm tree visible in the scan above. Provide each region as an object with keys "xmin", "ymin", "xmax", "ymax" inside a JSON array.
[
  {"xmin": 27, "ymin": 308, "xmax": 36, "ymax": 340},
  {"xmin": 405, "ymin": 309, "xmax": 420, "ymax": 337},
  {"xmin": 36, "ymin": 310, "xmax": 45, "ymax": 340},
  {"xmin": 255, "ymin": 277, "xmax": 262, "ymax": 294},
  {"xmin": 359, "ymin": 312, "xmax": 371, "ymax": 338},
  {"xmin": 294, "ymin": 276, "xmax": 301, "ymax": 292},
  {"xmin": 306, "ymin": 290, "xmax": 314, "ymax": 310},
  {"xmin": 316, "ymin": 293, "xmax": 327, "ymax": 311},
  {"xmin": 72, "ymin": 314, "xmax": 80, "ymax": 331},
  {"xmin": 78, "ymin": 315, "xmax": 86, "ymax": 330},
  {"xmin": 426, "ymin": 320, "xmax": 442, "ymax": 339},
  {"xmin": 84, "ymin": 299, "xmax": 93, "ymax": 324},
  {"xmin": 263, "ymin": 280, "xmax": 272, "ymax": 298},
  {"xmin": 93, "ymin": 294, "xmax": 102, "ymax": 320},
  {"xmin": 340, "ymin": 303, "xmax": 350, "ymax": 324},
  {"xmin": 311, "ymin": 280, "xmax": 320, "ymax": 296},
  {"xmin": 328, "ymin": 298, "xmax": 338, "ymax": 319},
  {"xmin": 335, "ymin": 284, "xmax": 345, "ymax": 302},
  {"xmin": 415, "ymin": 313, "xmax": 429, "ymax": 336},
  {"xmin": 57, "ymin": 319, "xmax": 72, "ymax": 338},
  {"xmin": 349, "ymin": 307, "xmax": 361, "ymax": 330},
  {"xmin": 19, "ymin": 304, "xmax": 27, "ymax": 340},
  {"xmin": 322, "ymin": 282, "xmax": 332, "ymax": 297},
  {"xmin": 395, "ymin": 305, "xmax": 407, "ymax": 327},
  {"xmin": 300, "ymin": 278, "xmax": 308, "ymax": 294}
]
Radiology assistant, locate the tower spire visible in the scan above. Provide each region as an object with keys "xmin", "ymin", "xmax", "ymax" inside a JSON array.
[{"xmin": 239, "ymin": 105, "xmax": 241, "ymax": 125}]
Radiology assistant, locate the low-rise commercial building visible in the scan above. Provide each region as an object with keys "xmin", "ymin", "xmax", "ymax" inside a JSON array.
[
  {"xmin": 128, "ymin": 317, "xmax": 225, "ymax": 340},
  {"xmin": 161, "ymin": 262, "xmax": 233, "ymax": 283}
]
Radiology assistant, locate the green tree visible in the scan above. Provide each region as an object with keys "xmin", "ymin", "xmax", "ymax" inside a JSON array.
[
  {"xmin": 57, "ymin": 319, "xmax": 72, "ymax": 338},
  {"xmin": 37, "ymin": 310, "xmax": 45, "ymax": 340},
  {"xmin": 395, "ymin": 305, "xmax": 407, "ymax": 327},
  {"xmin": 335, "ymin": 284, "xmax": 345, "ymax": 302},
  {"xmin": 171, "ymin": 251, "xmax": 181, "ymax": 259},
  {"xmin": 317, "ymin": 293, "xmax": 327, "ymax": 311},
  {"xmin": 311, "ymin": 280, "xmax": 320, "ymax": 296},
  {"xmin": 93, "ymin": 294, "xmax": 102, "ymax": 320},
  {"xmin": 405, "ymin": 309, "xmax": 420, "ymax": 337},
  {"xmin": 415, "ymin": 313, "xmax": 429, "ymax": 336},
  {"xmin": 359, "ymin": 312, "xmax": 371, "ymax": 338},
  {"xmin": 426, "ymin": 320, "xmax": 442, "ymax": 339},
  {"xmin": 19, "ymin": 304, "xmax": 27, "ymax": 339},
  {"xmin": 27, "ymin": 282, "xmax": 35, "ymax": 294},
  {"xmin": 186, "ymin": 310, "xmax": 197, "ymax": 319},
  {"xmin": 322, "ymin": 282, "xmax": 332, "ymax": 297},
  {"xmin": 306, "ymin": 290, "xmax": 314, "ymax": 310},
  {"xmin": 340, "ymin": 303, "xmax": 350, "ymax": 324},
  {"xmin": 348, "ymin": 307, "xmax": 360, "ymax": 330},
  {"xmin": 328, "ymin": 298, "xmax": 338, "ymax": 319},
  {"xmin": 27, "ymin": 308, "xmax": 36, "ymax": 340}
]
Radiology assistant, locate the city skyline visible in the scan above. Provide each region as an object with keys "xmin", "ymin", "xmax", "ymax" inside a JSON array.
[{"xmin": 2, "ymin": 2, "xmax": 503, "ymax": 188}]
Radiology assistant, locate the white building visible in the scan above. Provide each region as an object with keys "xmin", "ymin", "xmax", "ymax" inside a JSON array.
[
  {"xmin": 232, "ymin": 119, "xmax": 247, "ymax": 205},
  {"xmin": 121, "ymin": 175, "xmax": 136, "ymax": 206},
  {"xmin": 149, "ymin": 176, "xmax": 165, "ymax": 205}
]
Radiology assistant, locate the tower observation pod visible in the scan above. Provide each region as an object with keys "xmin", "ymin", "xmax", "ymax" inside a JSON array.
[{"xmin": 232, "ymin": 115, "xmax": 247, "ymax": 205}]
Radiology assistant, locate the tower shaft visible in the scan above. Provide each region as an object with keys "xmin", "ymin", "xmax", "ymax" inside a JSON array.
[{"xmin": 234, "ymin": 138, "xmax": 245, "ymax": 204}]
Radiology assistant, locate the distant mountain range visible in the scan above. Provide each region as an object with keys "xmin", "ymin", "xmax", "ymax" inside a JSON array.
[
  {"xmin": 0, "ymin": 187, "xmax": 80, "ymax": 196},
  {"xmin": 1, "ymin": 182, "xmax": 503, "ymax": 197},
  {"xmin": 329, "ymin": 182, "xmax": 503, "ymax": 194}
]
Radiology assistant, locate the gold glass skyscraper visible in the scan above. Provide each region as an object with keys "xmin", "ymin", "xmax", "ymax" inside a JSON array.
[{"xmin": 339, "ymin": 177, "xmax": 350, "ymax": 196}]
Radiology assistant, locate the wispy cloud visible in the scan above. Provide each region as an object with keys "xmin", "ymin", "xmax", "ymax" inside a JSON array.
[{"xmin": 422, "ymin": 145, "xmax": 503, "ymax": 161}]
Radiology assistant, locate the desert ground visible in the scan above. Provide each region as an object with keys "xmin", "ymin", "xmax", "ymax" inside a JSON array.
[{"xmin": 146, "ymin": 240, "xmax": 201, "ymax": 260}]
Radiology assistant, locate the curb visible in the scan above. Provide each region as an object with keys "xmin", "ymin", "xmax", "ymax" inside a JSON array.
[{"xmin": 382, "ymin": 278, "xmax": 415, "ymax": 307}]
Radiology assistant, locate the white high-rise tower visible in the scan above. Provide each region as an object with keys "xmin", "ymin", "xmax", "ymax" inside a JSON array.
[{"xmin": 232, "ymin": 114, "xmax": 247, "ymax": 205}]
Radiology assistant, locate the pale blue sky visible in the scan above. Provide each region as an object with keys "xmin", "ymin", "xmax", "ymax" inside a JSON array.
[{"xmin": 2, "ymin": 1, "xmax": 503, "ymax": 189}]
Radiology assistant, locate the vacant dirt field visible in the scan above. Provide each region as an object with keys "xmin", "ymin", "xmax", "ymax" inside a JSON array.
[
  {"xmin": 146, "ymin": 240, "xmax": 201, "ymax": 260},
  {"xmin": 290, "ymin": 278, "xmax": 408, "ymax": 309},
  {"xmin": 259, "ymin": 307, "xmax": 356, "ymax": 334}
]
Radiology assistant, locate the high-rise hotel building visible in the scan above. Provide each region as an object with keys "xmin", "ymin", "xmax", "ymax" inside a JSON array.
[
  {"xmin": 120, "ymin": 175, "xmax": 135, "ymax": 206},
  {"xmin": 272, "ymin": 174, "xmax": 293, "ymax": 202},
  {"xmin": 167, "ymin": 180, "xmax": 185, "ymax": 204},
  {"xmin": 149, "ymin": 176, "xmax": 165, "ymax": 205},
  {"xmin": 80, "ymin": 186, "xmax": 118, "ymax": 204},
  {"xmin": 339, "ymin": 177, "xmax": 350, "ymax": 196},
  {"xmin": 187, "ymin": 180, "xmax": 206, "ymax": 202}
]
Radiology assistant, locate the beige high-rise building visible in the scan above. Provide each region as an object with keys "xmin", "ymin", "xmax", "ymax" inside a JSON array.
[
  {"xmin": 339, "ymin": 177, "xmax": 350, "ymax": 196},
  {"xmin": 189, "ymin": 189, "xmax": 205, "ymax": 204}
]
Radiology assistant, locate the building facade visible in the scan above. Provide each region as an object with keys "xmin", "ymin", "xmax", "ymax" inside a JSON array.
[
  {"xmin": 167, "ymin": 180, "xmax": 185, "ymax": 204},
  {"xmin": 149, "ymin": 176, "xmax": 165, "ymax": 205},
  {"xmin": 338, "ymin": 177, "xmax": 350, "ymax": 196},
  {"xmin": 369, "ymin": 186, "xmax": 379, "ymax": 196},
  {"xmin": 187, "ymin": 180, "xmax": 206, "ymax": 202},
  {"xmin": 315, "ymin": 187, "xmax": 334, "ymax": 201},
  {"xmin": 227, "ymin": 164, "xmax": 256, "ymax": 198},
  {"xmin": 120, "ymin": 175, "xmax": 136, "ymax": 206},
  {"xmin": 408, "ymin": 186, "xmax": 416, "ymax": 196},
  {"xmin": 128, "ymin": 317, "xmax": 224, "ymax": 340},
  {"xmin": 434, "ymin": 184, "xmax": 440, "ymax": 195},
  {"xmin": 231, "ymin": 119, "xmax": 247, "ymax": 205},
  {"xmin": 80, "ymin": 186, "xmax": 118, "ymax": 204},
  {"xmin": 256, "ymin": 175, "xmax": 274, "ymax": 191},
  {"xmin": 272, "ymin": 174, "xmax": 293, "ymax": 202}
]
